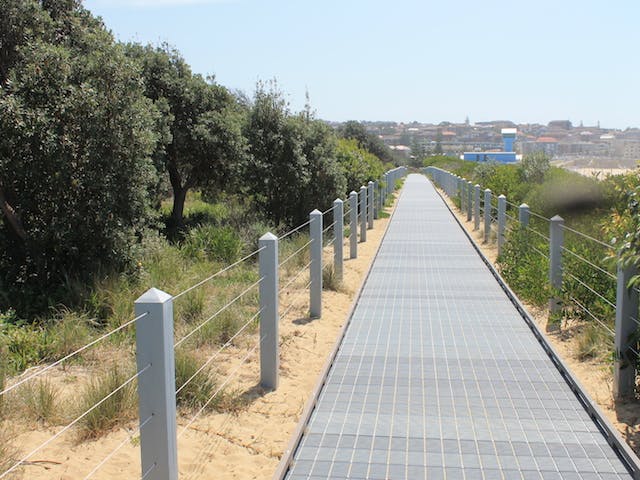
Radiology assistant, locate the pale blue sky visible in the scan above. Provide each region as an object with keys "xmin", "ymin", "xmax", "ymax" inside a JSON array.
[{"xmin": 84, "ymin": 0, "xmax": 640, "ymax": 129}]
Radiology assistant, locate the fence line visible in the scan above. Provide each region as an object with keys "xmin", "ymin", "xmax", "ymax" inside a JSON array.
[
  {"xmin": 425, "ymin": 165, "xmax": 638, "ymax": 401},
  {"xmin": 0, "ymin": 166, "xmax": 408, "ymax": 480}
]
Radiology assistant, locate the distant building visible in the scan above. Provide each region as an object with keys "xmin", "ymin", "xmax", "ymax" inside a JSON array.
[
  {"xmin": 548, "ymin": 120, "xmax": 572, "ymax": 130},
  {"xmin": 463, "ymin": 128, "xmax": 517, "ymax": 163}
]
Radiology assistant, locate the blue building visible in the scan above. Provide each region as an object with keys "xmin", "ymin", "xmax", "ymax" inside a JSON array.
[{"xmin": 463, "ymin": 128, "xmax": 517, "ymax": 163}]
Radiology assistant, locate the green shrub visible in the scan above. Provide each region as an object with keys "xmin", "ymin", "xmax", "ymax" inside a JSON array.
[{"xmin": 182, "ymin": 225, "xmax": 244, "ymax": 263}]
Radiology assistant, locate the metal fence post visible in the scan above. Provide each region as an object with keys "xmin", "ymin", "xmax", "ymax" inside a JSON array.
[
  {"xmin": 549, "ymin": 215, "xmax": 564, "ymax": 317},
  {"xmin": 497, "ymin": 195, "xmax": 506, "ymax": 256},
  {"xmin": 519, "ymin": 203, "xmax": 530, "ymax": 228},
  {"xmin": 483, "ymin": 189, "xmax": 492, "ymax": 243},
  {"xmin": 134, "ymin": 288, "xmax": 178, "ymax": 480},
  {"xmin": 474, "ymin": 184, "xmax": 480, "ymax": 231},
  {"xmin": 614, "ymin": 262, "xmax": 639, "ymax": 399},
  {"xmin": 359, "ymin": 185, "xmax": 367, "ymax": 242},
  {"xmin": 374, "ymin": 181, "xmax": 380, "ymax": 219},
  {"xmin": 460, "ymin": 179, "xmax": 466, "ymax": 211},
  {"xmin": 259, "ymin": 233, "xmax": 279, "ymax": 390},
  {"xmin": 349, "ymin": 191, "xmax": 358, "ymax": 258},
  {"xmin": 367, "ymin": 181, "xmax": 374, "ymax": 229},
  {"xmin": 466, "ymin": 181, "xmax": 473, "ymax": 221},
  {"xmin": 310, "ymin": 209, "xmax": 323, "ymax": 318},
  {"xmin": 333, "ymin": 198, "xmax": 344, "ymax": 282}
]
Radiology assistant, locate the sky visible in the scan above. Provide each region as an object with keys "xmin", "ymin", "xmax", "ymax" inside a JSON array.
[{"xmin": 83, "ymin": 0, "xmax": 640, "ymax": 129}]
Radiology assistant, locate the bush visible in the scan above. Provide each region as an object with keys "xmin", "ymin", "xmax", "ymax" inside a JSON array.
[
  {"xmin": 182, "ymin": 225, "xmax": 244, "ymax": 263},
  {"xmin": 19, "ymin": 379, "xmax": 59, "ymax": 424}
]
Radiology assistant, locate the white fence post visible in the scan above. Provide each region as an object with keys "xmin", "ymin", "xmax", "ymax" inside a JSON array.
[
  {"xmin": 614, "ymin": 261, "xmax": 639, "ymax": 399},
  {"xmin": 310, "ymin": 209, "xmax": 323, "ymax": 318},
  {"xmin": 134, "ymin": 288, "xmax": 178, "ymax": 480},
  {"xmin": 519, "ymin": 203, "xmax": 530, "ymax": 228},
  {"xmin": 259, "ymin": 233, "xmax": 279, "ymax": 390},
  {"xmin": 349, "ymin": 191, "xmax": 358, "ymax": 258},
  {"xmin": 333, "ymin": 198, "xmax": 344, "ymax": 282},
  {"xmin": 359, "ymin": 185, "xmax": 367, "ymax": 242},
  {"xmin": 549, "ymin": 215, "xmax": 564, "ymax": 317},
  {"xmin": 367, "ymin": 181, "xmax": 374, "ymax": 229},
  {"xmin": 483, "ymin": 188, "xmax": 492, "ymax": 243},
  {"xmin": 497, "ymin": 194, "xmax": 506, "ymax": 256},
  {"xmin": 466, "ymin": 180, "xmax": 473, "ymax": 222},
  {"xmin": 474, "ymin": 184, "xmax": 481, "ymax": 231}
]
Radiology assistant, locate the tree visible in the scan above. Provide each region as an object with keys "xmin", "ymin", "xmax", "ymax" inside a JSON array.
[
  {"xmin": 339, "ymin": 120, "xmax": 397, "ymax": 165},
  {"xmin": 126, "ymin": 44, "xmax": 247, "ymax": 229},
  {"xmin": 0, "ymin": 1, "xmax": 159, "ymax": 313},
  {"xmin": 335, "ymin": 139, "xmax": 384, "ymax": 194},
  {"xmin": 245, "ymin": 82, "xmax": 346, "ymax": 227},
  {"xmin": 520, "ymin": 151, "xmax": 550, "ymax": 184}
]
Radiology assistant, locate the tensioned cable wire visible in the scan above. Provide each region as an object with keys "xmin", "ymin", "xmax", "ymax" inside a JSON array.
[
  {"xmin": 175, "ymin": 308, "xmax": 263, "ymax": 396},
  {"xmin": 280, "ymin": 261, "xmax": 312, "ymax": 293},
  {"xmin": 0, "ymin": 364, "xmax": 150, "ymax": 479},
  {"xmin": 560, "ymin": 224, "xmax": 614, "ymax": 250},
  {"xmin": 177, "ymin": 337, "xmax": 262, "ymax": 439},
  {"xmin": 82, "ymin": 415, "xmax": 153, "ymax": 480},
  {"xmin": 279, "ymin": 239, "xmax": 312, "ymax": 268},
  {"xmin": 529, "ymin": 210, "xmax": 550, "ymax": 222},
  {"xmin": 280, "ymin": 280, "xmax": 312, "ymax": 321},
  {"xmin": 531, "ymin": 245, "xmax": 549, "ymax": 260},
  {"xmin": 279, "ymin": 219, "xmax": 312, "ymax": 240},
  {"xmin": 322, "ymin": 221, "xmax": 336, "ymax": 234},
  {"xmin": 326, "ymin": 237, "xmax": 337, "ymax": 247},
  {"xmin": 564, "ymin": 271, "xmax": 616, "ymax": 309},
  {"xmin": 504, "ymin": 213, "xmax": 517, "ymax": 222},
  {"xmin": 0, "ymin": 312, "xmax": 149, "ymax": 398},
  {"xmin": 505, "ymin": 199, "xmax": 521, "ymax": 209},
  {"xmin": 174, "ymin": 278, "xmax": 263, "ymax": 348},
  {"xmin": 322, "ymin": 204, "xmax": 338, "ymax": 216},
  {"xmin": 568, "ymin": 295, "xmax": 615, "ymax": 336},
  {"xmin": 561, "ymin": 246, "xmax": 616, "ymax": 281},
  {"xmin": 525, "ymin": 225, "xmax": 550, "ymax": 242},
  {"xmin": 173, "ymin": 247, "xmax": 263, "ymax": 301},
  {"xmin": 141, "ymin": 462, "xmax": 157, "ymax": 480}
]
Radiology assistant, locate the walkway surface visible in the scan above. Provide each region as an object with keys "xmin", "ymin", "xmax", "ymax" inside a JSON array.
[{"xmin": 282, "ymin": 174, "xmax": 633, "ymax": 480}]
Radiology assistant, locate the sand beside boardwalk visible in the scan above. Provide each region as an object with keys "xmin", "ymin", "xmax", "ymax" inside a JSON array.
[{"xmin": 5, "ymin": 195, "xmax": 398, "ymax": 480}]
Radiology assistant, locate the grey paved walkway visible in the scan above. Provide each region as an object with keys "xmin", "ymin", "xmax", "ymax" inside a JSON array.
[{"xmin": 282, "ymin": 174, "xmax": 633, "ymax": 480}]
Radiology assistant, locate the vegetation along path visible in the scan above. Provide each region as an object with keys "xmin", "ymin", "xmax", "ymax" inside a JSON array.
[{"xmin": 277, "ymin": 174, "xmax": 637, "ymax": 480}]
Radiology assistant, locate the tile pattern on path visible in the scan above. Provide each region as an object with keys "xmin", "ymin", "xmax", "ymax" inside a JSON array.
[{"xmin": 283, "ymin": 173, "xmax": 632, "ymax": 480}]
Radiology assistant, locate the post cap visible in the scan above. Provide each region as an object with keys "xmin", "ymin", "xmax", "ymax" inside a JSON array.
[
  {"xmin": 259, "ymin": 232, "xmax": 278, "ymax": 242},
  {"xmin": 310, "ymin": 209, "xmax": 322, "ymax": 215},
  {"xmin": 360, "ymin": 185, "xmax": 367, "ymax": 191},
  {"xmin": 484, "ymin": 188, "xmax": 492, "ymax": 193},
  {"xmin": 333, "ymin": 198, "xmax": 343, "ymax": 204},
  {"xmin": 499, "ymin": 194, "xmax": 506, "ymax": 199},
  {"xmin": 350, "ymin": 191, "xmax": 358, "ymax": 196},
  {"xmin": 519, "ymin": 203, "xmax": 529, "ymax": 208},
  {"xmin": 550, "ymin": 215, "xmax": 564, "ymax": 222},
  {"xmin": 135, "ymin": 287, "xmax": 172, "ymax": 304}
]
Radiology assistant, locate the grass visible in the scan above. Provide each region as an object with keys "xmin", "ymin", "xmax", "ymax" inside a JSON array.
[
  {"xmin": 575, "ymin": 324, "xmax": 613, "ymax": 361},
  {"xmin": 174, "ymin": 350, "xmax": 217, "ymax": 411},
  {"xmin": 19, "ymin": 379, "xmax": 59, "ymax": 424},
  {"xmin": 322, "ymin": 264, "xmax": 342, "ymax": 292},
  {"xmin": 77, "ymin": 365, "xmax": 136, "ymax": 440}
]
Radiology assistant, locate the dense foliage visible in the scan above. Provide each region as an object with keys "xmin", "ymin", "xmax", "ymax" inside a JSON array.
[
  {"xmin": 0, "ymin": 0, "xmax": 159, "ymax": 313},
  {"xmin": 0, "ymin": 4, "xmax": 388, "ymax": 318}
]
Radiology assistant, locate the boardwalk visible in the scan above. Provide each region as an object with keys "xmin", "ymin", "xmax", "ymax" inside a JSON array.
[{"xmin": 280, "ymin": 174, "xmax": 634, "ymax": 480}]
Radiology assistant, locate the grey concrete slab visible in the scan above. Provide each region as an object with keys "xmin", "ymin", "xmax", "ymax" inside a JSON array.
[{"xmin": 283, "ymin": 174, "xmax": 633, "ymax": 479}]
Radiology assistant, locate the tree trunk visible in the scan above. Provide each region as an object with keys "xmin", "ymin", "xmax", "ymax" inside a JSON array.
[
  {"xmin": 0, "ymin": 184, "xmax": 26, "ymax": 242},
  {"xmin": 167, "ymin": 156, "xmax": 187, "ymax": 228}
]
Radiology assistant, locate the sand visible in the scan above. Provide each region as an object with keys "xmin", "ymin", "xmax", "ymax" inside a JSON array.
[
  {"xmin": 3, "ymin": 195, "xmax": 398, "ymax": 480},
  {"xmin": 439, "ymin": 190, "xmax": 640, "ymax": 455}
]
